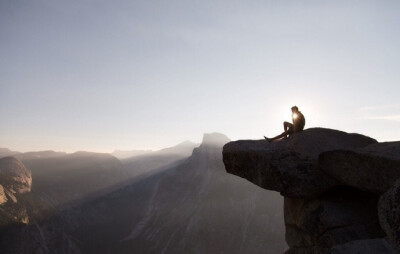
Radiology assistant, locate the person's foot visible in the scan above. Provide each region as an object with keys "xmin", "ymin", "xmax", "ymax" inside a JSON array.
[{"xmin": 264, "ymin": 136, "xmax": 271, "ymax": 143}]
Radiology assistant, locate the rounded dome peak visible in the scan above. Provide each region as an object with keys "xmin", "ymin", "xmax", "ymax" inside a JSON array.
[
  {"xmin": 201, "ymin": 133, "xmax": 230, "ymax": 146},
  {"xmin": 0, "ymin": 156, "xmax": 29, "ymax": 176},
  {"xmin": 0, "ymin": 156, "xmax": 32, "ymax": 194}
]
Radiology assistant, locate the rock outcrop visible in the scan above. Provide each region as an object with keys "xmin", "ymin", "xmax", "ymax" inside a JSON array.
[
  {"xmin": 223, "ymin": 128, "xmax": 376, "ymax": 198},
  {"xmin": 222, "ymin": 128, "xmax": 400, "ymax": 253},
  {"xmin": 0, "ymin": 156, "xmax": 32, "ymax": 195},
  {"xmin": 0, "ymin": 157, "xmax": 32, "ymax": 225}
]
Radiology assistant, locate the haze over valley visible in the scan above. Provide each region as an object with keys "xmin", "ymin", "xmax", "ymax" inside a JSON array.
[{"xmin": 0, "ymin": 133, "xmax": 286, "ymax": 253}]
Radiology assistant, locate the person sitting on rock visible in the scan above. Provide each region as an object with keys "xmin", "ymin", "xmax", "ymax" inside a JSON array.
[{"xmin": 264, "ymin": 106, "xmax": 305, "ymax": 142}]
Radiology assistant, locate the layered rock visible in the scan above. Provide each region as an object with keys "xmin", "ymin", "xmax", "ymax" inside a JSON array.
[{"xmin": 222, "ymin": 128, "xmax": 400, "ymax": 253}]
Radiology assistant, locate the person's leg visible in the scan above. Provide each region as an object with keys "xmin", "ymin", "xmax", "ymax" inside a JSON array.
[
  {"xmin": 284, "ymin": 121, "xmax": 293, "ymax": 132},
  {"xmin": 286, "ymin": 126, "xmax": 294, "ymax": 138},
  {"xmin": 264, "ymin": 122, "xmax": 294, "ymax": 142},
  {"xmin": 264, "ymin": 130, "xmax": 289, "ymax": 142}
]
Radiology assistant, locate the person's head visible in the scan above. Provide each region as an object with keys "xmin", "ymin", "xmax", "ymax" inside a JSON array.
[{"xmin": 291, "ymin": 106, "xmax": 299, "ymax": 113}]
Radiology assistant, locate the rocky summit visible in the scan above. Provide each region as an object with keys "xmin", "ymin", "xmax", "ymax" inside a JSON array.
[
  {"xmin": 0, "ymin": 156, "xmax": 32, "ymax": 197},
  {"xmin": 0, "ymin": 156, "xmax": 32, "ymax": 225},
  {"xmin": 222, "ymin": 128, "xmax": 400, "ymax": 254}
]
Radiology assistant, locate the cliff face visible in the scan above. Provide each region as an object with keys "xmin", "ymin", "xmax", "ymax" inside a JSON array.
[{"xmin": 223, "ymin": 128, "xmax": 400, "ymax": 254}]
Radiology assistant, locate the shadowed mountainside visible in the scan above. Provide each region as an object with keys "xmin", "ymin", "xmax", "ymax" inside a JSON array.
[
  {"xmin": 120, "ymin": 140, "xmax": 199, "ymax": 180},
  {"xmin": 112, "ymin": 149, "xmax": 153, "ymax": 160},
  {"xmin": 15, "ymin": 151, "xmax": 124, "ymax": 208},
  {"xmin": 116, "ymin": 133, "xmax": 286, "ymax": 254}
]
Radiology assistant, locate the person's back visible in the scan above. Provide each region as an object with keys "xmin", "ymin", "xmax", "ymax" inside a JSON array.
[{"xmin": 293, "ymin": 111, "xmax": 305, "ymax": 132}]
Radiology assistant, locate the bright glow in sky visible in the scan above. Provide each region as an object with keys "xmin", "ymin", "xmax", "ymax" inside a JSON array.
[{"xmin": 1, "ymin": 0, "xmax": 400, "ymax": 152}]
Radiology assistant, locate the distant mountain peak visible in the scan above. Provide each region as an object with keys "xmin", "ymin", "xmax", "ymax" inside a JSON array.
[
  {"xmin": 175, "ymin": 140, "xmax": 197, "ymax": 147},
  {"xmin": 0, "ymin": 148, "xmax": 21, "ymax": 159},
  {"xmin": 201, "ymin": 133, "xmax": 230, "ymax": 146},
  {"xmin": 112, "ymin": 149, "xmax": 153, "ymax": 159},
  {"xmin": 157, "ymin": 140, "xmax": 198, "ymax": 156}
]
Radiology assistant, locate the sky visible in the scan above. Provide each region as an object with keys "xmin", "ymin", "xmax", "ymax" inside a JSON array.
[{"xmin": 1, "ymin": 0, "xmax": 400, "ymax": 153}]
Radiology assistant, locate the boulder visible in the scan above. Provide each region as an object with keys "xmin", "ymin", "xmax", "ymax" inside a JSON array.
[
  {"xmin": 319, "ymin": 142, "xmax": 400, "ymax": 194},
  {"xmin": 378, "ymin": 177, "xmax": 400, "ymax": 249},
  {"xmin": 223, "ymin": 128, "xmax": 376, "ymax": 198},
  {"xmin": 328, "ymin": 238, "xmax": 399, "ymax": 254}
]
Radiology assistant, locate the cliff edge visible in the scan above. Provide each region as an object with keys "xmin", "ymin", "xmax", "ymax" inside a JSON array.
[{"xmin": 223, "ymin": 128, "xmax": 400, "ymax": 254}]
